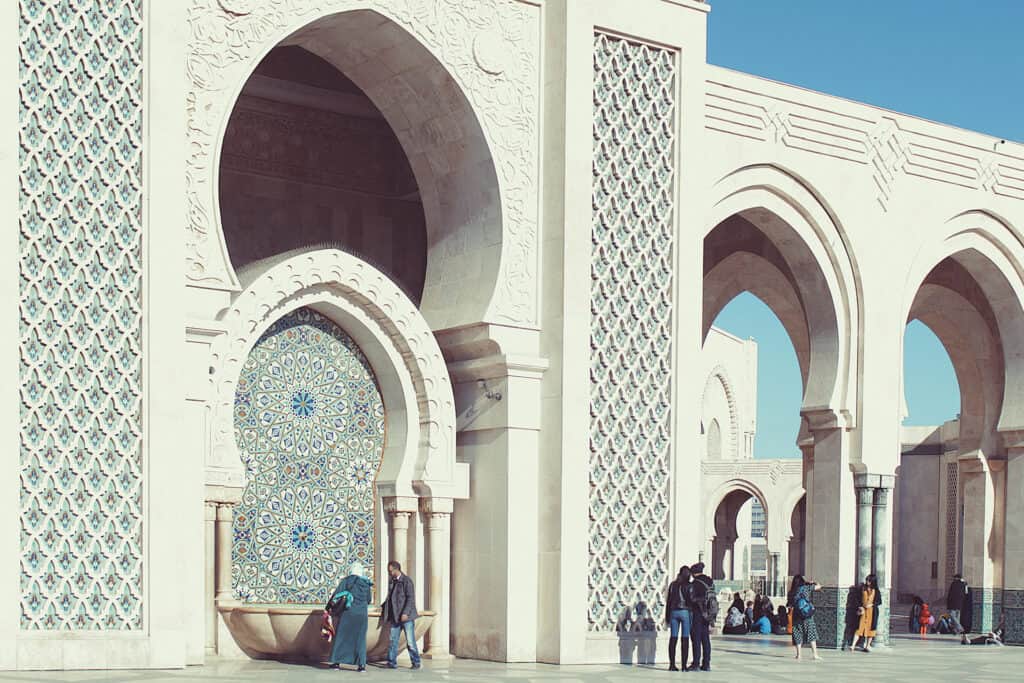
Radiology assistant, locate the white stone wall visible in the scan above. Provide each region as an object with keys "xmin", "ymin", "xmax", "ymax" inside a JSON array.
[{"xmin": 701, "ymin": 328, "xmax": 757, "ymax": 460}]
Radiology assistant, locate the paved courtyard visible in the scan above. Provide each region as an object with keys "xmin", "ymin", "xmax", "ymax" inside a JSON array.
[{"xmin": 2, "ymin": 634, "xmax": 1021, "ymax": 683}]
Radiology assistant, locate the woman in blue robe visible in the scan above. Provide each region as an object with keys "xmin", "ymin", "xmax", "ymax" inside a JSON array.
[{"xmin": 328, "ymin": 562, "xmax": 373, "ymax": 671}]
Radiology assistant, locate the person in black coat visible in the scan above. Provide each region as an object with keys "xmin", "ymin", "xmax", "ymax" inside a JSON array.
[
  {"xmin": 382, "ymin": 561, "xmax": 421, "ymax": 669},
  {"xmin": 665, "ymin": 566, "xmax": 693, "ymax": 671},
  {"xmin": 686, "ymin": 562, "xmax": 715, "ymax": 672},
  {"xmin": 946, "ymin": 574, "xmax": 969, "ymax": 634}
]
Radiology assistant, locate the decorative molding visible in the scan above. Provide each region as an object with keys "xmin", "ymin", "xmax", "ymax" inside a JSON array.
[
  {"xmin": 705, "ymin": 70, "xmax": 1024, "ymax": 207},
  {"xmin": 19, "ymin": 0, "xmax": 144, "ymax": 630},
  {"xmin": 208, "ymin": 248, "xmax": 459, "ymax": 498},
  {"xmin": 702, "ymin": 365, "xmax": 739, "ymax": 460},
  {"xmin": 185, "ymin": 0, "xmax": 540, "ymax": 327}
]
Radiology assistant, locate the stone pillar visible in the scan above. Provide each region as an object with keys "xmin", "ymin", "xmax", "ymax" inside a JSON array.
[
  {"xmin": 1003, "ymin": 431, "xmax": 1024, "ymax": 644},
  {"xmin": 855, "ymin": 482, "xmax": 874, "ymax": 584},
  {"xmin": 960, "ymin": 454, "xmax": 1003, "ymax": 633},
  {"xmin": 802, "ymin": 410, "xmax": 855, "ymax": 648},
  {"xmin": 388, "ymin": 509, "xmax": 413, "ymax": 575},
  {"xmin": 770, "ymin": 552, "xmax": 782, "ymax": 597},
  {"xmin": 215, "ymin": 503, "xmax": 235, "ymax": 602},
  {"xmin": 872, "ymin": 482, "xmax": 893, "ymax": 645},
  {"xmin": 421, "ymin": 498, "xmax": 453, "ymax": 659},
  {"xmin": 204, "ymin": 501, "xmax": 218, "ymax": 654}
]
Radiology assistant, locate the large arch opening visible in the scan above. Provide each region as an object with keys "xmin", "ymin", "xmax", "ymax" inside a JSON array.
[
  {"xmin": 894, "ymin": 241, "xmax": 1024, "ymax": 626},
  {"xmin": 709, "ymin": 487, "xmax": 769, "ymax": 589},
  {"xmin": 216, "ymin": 9, "xmax": 502, "ymax": 329}
]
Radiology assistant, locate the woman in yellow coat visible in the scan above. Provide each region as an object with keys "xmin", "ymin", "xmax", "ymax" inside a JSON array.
[{"xmin": 850, "ymin": 574, "xmax": 882, "ymax": 652}]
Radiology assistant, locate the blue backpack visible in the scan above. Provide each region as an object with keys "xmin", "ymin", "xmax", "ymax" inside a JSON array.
[{"xmin": 796, "ymin": 594, "xmax": 815, "ymax": 619}]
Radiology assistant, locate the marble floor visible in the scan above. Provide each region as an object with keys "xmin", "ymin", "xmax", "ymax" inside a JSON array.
[{"xmin": 1, "ymin": 634, "xmax": 1020, "ymax": 683}]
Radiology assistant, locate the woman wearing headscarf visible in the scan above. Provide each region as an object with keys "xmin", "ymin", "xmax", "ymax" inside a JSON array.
[{"xmin": 327, "ymin": 562, "xmax": 374, "ymax": 672}]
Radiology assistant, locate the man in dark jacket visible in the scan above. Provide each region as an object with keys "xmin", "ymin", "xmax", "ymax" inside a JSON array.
[
  {"xmin": 382, "ymin": 561, "xmax": 421, "ymax": 669},
  {"xmin": 687, "ymin": 562, "xmax": 715, "ymax": 672},
  {"xmin": 946, "ymin": 573, "xmax": 969, "ymax": 635}
]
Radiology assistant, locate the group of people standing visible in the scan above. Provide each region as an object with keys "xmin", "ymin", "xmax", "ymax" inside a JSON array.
[
  {"xmin": 665, "ymin": 562, "xmax": 716, "ymax": 671},
  {"xmin": 324, "ymin": 560, "xmax": 422, "ymax": 672}
]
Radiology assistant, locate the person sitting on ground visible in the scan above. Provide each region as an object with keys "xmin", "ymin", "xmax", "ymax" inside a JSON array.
[
  {"xmin": 760, "ymin": 595, "xmax": 774, "ymax": 621},
  {"xmin": 722, "ymin": 603, "xmax": 749, "ymax": 635},
  {"xmin": 753, "ymin": 612, "xmax": 772, "ymax": 635},
  {"xmin": 773, "ymin": 605, "xmax": 789, "ymax": 635},
  {"xmin": 744, "ymin": 600, "xmax": 755, "ymax": 625},
  {"xmin": 961, "ymin": 618, "xmax": 1004, "ymax": 646},
  {"xmin": 752, "ymin": 593, "xmax": 764, "ymax": 623}
]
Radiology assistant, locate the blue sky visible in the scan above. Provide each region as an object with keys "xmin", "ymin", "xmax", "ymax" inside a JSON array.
[{"xmin": 706, "ymin": 2, "xmax": 1024, "ymax": 458}]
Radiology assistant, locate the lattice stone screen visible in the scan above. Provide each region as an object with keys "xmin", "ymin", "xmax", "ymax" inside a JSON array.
[
  {"xmin": 232, "ymin": 308, "xmax": 386, "ymax": 604},
  {"xmin": 589, "ymin": 32, "xmax": 677, "ymax": 630},
  {"xmin": 18, "ymin": 0, "xmax": 145, "ymax": 630},
  {"xmin": 946, "ymin": 461, "xmax": 959, "ymax": 577}
]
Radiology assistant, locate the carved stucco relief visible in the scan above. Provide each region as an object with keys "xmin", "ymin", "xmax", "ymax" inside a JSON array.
[{"xmin": 186, "ymin": 0, "xmax": 540, "ymax": 327}]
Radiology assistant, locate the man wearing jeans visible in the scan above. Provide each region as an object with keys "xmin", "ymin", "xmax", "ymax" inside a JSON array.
[
  {"xmin": 383, "ymin": 561, "xmax": 421, "ymax": 670},
  {"xmin": 946, "ymin": 573, "xmax": 969, "ymax": 635}
]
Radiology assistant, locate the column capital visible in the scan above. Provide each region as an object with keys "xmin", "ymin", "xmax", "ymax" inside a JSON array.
[
  {"xmin": 419, "ymin": 497, "xmax": 454, "ymax": 515},
  {"xmin": 215, "ymin": 502, "xmax": 234, "ymax": 521},
  {"xmin": 382, "ymin": 496, "xmax": 419, "ymax": 514},
  {"xmin": 873, "ymin": 487, "xmax": 891, "ymax": 506},
  {"xmin": 856, "ymin": 485, "xmax": 875, "ymax": 505},
  {"xmin": 204, "ymin": 500, "xmax": 218, "ymax": 521}
]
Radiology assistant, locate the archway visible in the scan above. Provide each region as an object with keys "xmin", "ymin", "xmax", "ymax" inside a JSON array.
[
  {"xmin": 205, "ymin": 248, "xmax": 463, "ymax": 659},
  {"xmin": 895, "ymin": 218, "xmax": 1024, "ymax": 629},
  {"xmin": 701, "ymin": 165, "xmax": 859, "ymax": 621},
  {"xmin": 198, "ymin": 6, "xmax": 517, "ymax": 331},
  {"xmin": 707, "ymin": 485, "xmax": 769, "ymax": 586}
]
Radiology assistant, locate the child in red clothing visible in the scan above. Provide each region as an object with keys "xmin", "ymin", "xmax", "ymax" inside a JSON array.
[{"xmin": 919, "ymin": 602, "xmax": 932, "ymax": 637}]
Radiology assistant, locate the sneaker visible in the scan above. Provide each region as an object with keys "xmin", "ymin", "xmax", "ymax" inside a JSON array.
[
  {"xmin": 411, "ymin": 662, "xmax": 421, "ymax": 670},
  {"xmin": 356, "ymin": 666, "xmax": 366, "ymax": 673},
  {"xmin": 386, "ymin": 663, "xmax": 398, "ymax": 669}
]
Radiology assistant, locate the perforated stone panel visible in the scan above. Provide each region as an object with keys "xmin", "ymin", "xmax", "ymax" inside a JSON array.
[
  {"xmin": 946, "ymin": 462, "xmax": 959, "ymax": 578},
  {"xmin": 18, "ymin": 0, "xmax": 144, "ymax": 630},
  {"xmin": 232, "ymin": 308, "xmax": 385, "ymax": 604},
  {"xmin": 589, "ymin": 33, "xmax": 676, "ymax": 631}
]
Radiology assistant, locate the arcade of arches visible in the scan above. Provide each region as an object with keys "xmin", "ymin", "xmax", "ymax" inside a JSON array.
[{"xmin": 7, "ymin": 0, "xmax": 1024, "ymax": 673}]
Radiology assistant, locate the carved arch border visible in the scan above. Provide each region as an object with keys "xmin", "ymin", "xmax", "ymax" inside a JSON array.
[
  {"xmin": 185, "ymin": 0, "xmax": 540, "ymax": 326},
  {"xmin": 207, "ymin": 248, "xmax": 462, "ymax": 498},
  {"xmin": 702, "ymin": 364, "xmax": 740, "ymax": 460},
  {"xmin": 902, "ymin": 210, "xmax": 1024, "ymax": 435},
  {"xmin": 703, "ymin": 478, "xmax": 772, "ymax": 545},
  {"xmin": 706, "ymin": 164, "xmax": 862, "ymax": 425}
]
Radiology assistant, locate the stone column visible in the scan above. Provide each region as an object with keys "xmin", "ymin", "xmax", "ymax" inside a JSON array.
[
  {"xmin": 421, "ymin": 498, "xmax": 453, "ymax": 659},
  {"xmin": 872, "ymin": 481, "xmax": 893, "ymax": 645},
  {"xmin": 802, "ymin": 409, "xmax": 855, "ymax": 648},
  {"xmin": 204, "ymin": 501, "xmax": 218, "ymax": 654},
  {"xmin": 215, "ymin": 503, "xmax": 235, "ymax": 603},
  {"xmin": 960, "ymin": 454, "xmax": 1002, "ymax": 633},
  {"xmin": 390, "ymin": 511, "xmax": 413, "ymax": 575},
  {"xmin": 855, "ymin": 481, "xmax": 874, "ymax": 584},
  {"xmin": 1003, "ymin": 431, "xmax": 1024, "ymax": 644}
]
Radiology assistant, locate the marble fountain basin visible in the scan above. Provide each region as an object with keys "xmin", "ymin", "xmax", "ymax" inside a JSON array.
[{"xmin": 219, "ymin": 603, "xmax": 434, "ymax": 662}]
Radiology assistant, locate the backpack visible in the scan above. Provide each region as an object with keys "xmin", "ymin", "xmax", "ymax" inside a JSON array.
[
  {"xmin": 795, "ymin": 594, "xmax": 815, "ymax": 619},
  {"xmin": 696, "ymin": 580, "xmax": 718, "ymax": 621}
]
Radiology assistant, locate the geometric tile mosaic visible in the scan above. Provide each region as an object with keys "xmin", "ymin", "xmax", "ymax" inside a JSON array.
[
  {"xmin": 232, "ymin": 307, "xmax": 385, "ymax": 604},
  {"xmin": 589, "ymin": 33, "xmax": 676, "ymax": 631},
  {"xmin": 19, "ymin": 0, "xmax": 144, "ymax": 630}
]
